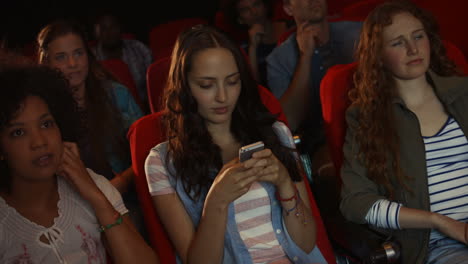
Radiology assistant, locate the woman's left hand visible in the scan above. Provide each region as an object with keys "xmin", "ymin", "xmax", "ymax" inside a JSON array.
[
  {"xmin": 242, "ymin": 148, "xmax": 290, "ymax": 187},
  {"xmin": 56, "ymin": 142, "xmax": 102, "ymax": 201}
]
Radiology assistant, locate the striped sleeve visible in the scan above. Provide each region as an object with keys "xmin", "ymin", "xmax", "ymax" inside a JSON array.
[
  {"xmin": 365, "ymin": 199, "xmax": 402, "ymax": 230},
  {"xmin": 144, "ymin": 149, "xmax": 175, "ymax": 196}
]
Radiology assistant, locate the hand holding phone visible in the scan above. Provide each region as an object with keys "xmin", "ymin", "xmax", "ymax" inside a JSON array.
[{"xmin": 239, "ymin": 141, "xmax": 265, "ymax": 162}]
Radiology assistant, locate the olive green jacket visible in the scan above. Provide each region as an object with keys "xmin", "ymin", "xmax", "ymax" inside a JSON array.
[{"xmin": 340, "ymin": 72, "xmax": 468, "ymax": 264}]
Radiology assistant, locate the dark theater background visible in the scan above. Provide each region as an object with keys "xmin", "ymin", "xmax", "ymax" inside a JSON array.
[
  {"xmin": 2, "ymin": 0, "xmax": 467, "ymax": 59},
  {"xmin": 1, "ymin": 0, "xmax": 219, "ymax": 50}
]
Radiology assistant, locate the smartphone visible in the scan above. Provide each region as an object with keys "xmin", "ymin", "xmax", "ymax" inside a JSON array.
[{"xmin": 239, "ymin": 141, "xmax": 265, "ymax": 162}]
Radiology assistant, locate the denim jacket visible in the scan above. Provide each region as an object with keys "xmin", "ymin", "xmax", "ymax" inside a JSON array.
[
  {"xmin": 152, "ymin": 123, "xmax": 327, "ymax": 264},
  {"xmin": 106, "ymin": 81, "xmax": 143, "ymax": 173}
]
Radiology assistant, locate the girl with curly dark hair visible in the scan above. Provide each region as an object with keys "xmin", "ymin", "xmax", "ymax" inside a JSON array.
[
  {"xmin": 340, "ymin": 1, "xmax": 468, "ymax": 263},
  {"xmin": 0, "ymin": 61, "xmax": 158, "ymax": 263},
  {"xmin": 144, "ymin": 25, "xmax": 326, "ymax": 263}
]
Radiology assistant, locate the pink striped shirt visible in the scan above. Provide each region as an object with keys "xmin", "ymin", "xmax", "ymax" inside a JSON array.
[{"xmin": 145, "ymin": 122, "xmax": 294, "ymax": 264}]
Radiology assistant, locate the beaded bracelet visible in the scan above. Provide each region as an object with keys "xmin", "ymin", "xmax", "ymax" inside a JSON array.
[
  {"xmin": 275, "ymin": 185, "xmax": 299, "ymax": 202},
  {"xmin": 284, "ymin": 198, "xmax": 300, "ymax": 216},
  {"xmin": 99, "ymin": 212, "xmax": 123, "ymax": 233},
  {"xmin": 281, "ymin": 192, "xmax": 309, "ymax": 225}
]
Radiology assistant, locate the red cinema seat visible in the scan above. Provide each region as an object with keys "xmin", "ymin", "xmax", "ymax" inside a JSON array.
[
  {"xmin": 148, "ymin": 18, "xmax": 208, "ymax": 63},
  {"xmin": 334, "ymin": 0, "xmax": 386, "ymax": 22},
  {"xmin": 22, "ymin": 42, "xmax": 38, "ymax": 62},
  {"xmin": 257, "ymin": 84, "xmax": 289, "ymax": 126},
  {"xmin": 327, "ymin": 0, "xmax": 358, "ymax": 17},
  {"xmin": 320, "ymin": 62, "xmax": 356, "ymax": 177},
  {"xmin": 414, "ymin": 0, "xmax": 468, "ymax": 61},
  {"xmin": 443, "ymin": 40, "xmax": 468, "ymax": 75},
  {"xmin": 272, "ymin": 0, "xmax": 293, "ymax": 22},
  {"xmin": 214, "ymin": 11, "xmax": 249, "ymax": 45},
  {"xmin": 146, "ymin": 57, "xmax": 171, "ymax": 113},
  {"xmin": 277, "ymin": 27, "xmax": 296, "ymax": 46},
  {"xmin": 127, "ymin": 111, "xmax": 175, "ymax": 263}
]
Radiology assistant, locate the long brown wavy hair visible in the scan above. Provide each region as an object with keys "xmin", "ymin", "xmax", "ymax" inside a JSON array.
[
  {"xmin": 37, "ymin": 20, "xmax": 128, "ymax": 173},
  {"xmin": 350, "ymin": 0, "xmax": 459, "ymax": 197},
  {"xmin": 164, "ymin": 25, "xmax": 302, "ymax": 200}
]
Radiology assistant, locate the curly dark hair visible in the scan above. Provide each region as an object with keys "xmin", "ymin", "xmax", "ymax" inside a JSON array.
[
  {"xmin": 37, "ymin": 19, "xmax": 129, "ymax": 172},
  {"xmin": 0, "ymin": 56, "xmax": 81, "ymax": 191},
  {"xmin": 164, "ymin": 25, "xmax": 302, "ymax": 199},
  {"xmin": 350, "ymin": 0, "xmax": 460, "ymax": 197}
]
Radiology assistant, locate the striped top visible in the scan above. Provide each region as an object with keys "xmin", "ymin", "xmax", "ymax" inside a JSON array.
[
  {"xmin": 365, "ymin": 199, "xmax": 402, "ymax": 230},
  {"xmin": 365, "ymin": 117, "xmax": 468, "ymax": 243},
  {"xmin": 233, "ymin": 182, "xmax": 291, "ymax": 264},
  {"xmin": 424, "ymin": 116, "xmax": 468, "ymax": 242},
  {"xmin": 146, "ymin": 122, "xmax": 294, "ymax": 263}
]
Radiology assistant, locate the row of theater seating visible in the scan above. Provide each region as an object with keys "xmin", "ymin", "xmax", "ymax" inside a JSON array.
[
  {"xmin": 100, "ymin": 1, "xmax": 468, "ymax": 262},
  {"xmin": 126, "ymin": 43, "xmax": 468, "ymax": 263},
  {"xmin": 20, "ymin": 0, "xmax": 467, "ymax": 64},
  {"xmin": 99, "ymin": 0, "xmax": 467, "ymax": 113},
  {"xmin": 212, "ymin": 0, "xmax": 468, "ymax": 60},
  {"xmin": 103, "ymin": 37, "xmax": 467, "ymax": 117}
]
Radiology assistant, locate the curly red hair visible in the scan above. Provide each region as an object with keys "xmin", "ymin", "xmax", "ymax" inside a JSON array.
[{"xmin": 350, "ymin": 0, "xmax": 459, "ymax": 197}]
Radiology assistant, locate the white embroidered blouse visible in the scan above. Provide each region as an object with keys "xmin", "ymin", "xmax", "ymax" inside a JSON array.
[{"xmin": 0, "ymin": 169, "xmax": 128, "ymax": 264}]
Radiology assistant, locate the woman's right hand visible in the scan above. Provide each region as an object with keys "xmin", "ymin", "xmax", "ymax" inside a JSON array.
[
  {"xmin": 296, "ymin": 21, "xmax": 320, "ymax": 58},
  {"xmin": 248, "ymin": 23, "xmax": 265, "ymax": 47},
  {"xmin": 56, "ymin": 142, "xmax": 103, "ymax": 202},
  {"xmin": 205, "ymin": 159, "xmax": 263, "ymax": 209}
]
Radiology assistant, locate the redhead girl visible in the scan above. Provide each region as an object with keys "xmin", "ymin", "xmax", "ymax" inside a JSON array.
[{"xmin": 340, "ymin": 1, "xmax": 468, "ymax": 263}]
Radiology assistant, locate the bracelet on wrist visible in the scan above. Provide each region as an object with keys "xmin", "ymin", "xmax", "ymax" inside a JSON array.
[
  {"xmin": 99, "ymin": 212, "xmax": 123, "ymax": 233},
  {"xmin": 275, "ymin": 184, "xmax": 298, "ymax": 202},
  {"xmin": 280, "ymin": 191, "xmax": 309, "ymax": 225},
  {"xmin": 284, "ymin": 198, "xmax": 300, "ymax": 216}
]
